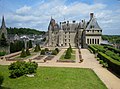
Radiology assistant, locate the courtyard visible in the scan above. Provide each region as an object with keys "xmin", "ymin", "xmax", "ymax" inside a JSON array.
[{"xmin": 0, "ymin": 48, "xmax": 120, "ymax": 89}]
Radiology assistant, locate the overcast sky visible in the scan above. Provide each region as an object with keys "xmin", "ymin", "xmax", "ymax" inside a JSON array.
[{"xmin": 0, "ymin": 0, "xmax": 120, "ymax": 35}]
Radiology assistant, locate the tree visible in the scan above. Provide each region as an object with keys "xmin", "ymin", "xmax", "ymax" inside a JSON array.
[
  {"xmin": 64, "ymin": 48, "xmax": 71, "ymax": 59},
  {"xmin": 41, "ymin": 50, "xmax": 45, "ymax": 55},
  {"xmin": 0, "ymin": 33, "xmax": 8, "ymax": 47},
  {"xmin": 26, "ymin": 48, "xmax": 31, "ymax": 56},
  {"xmin": 20, "ymin": 49, "xmax": 26, "ymax": 57},
  {"xmin": 27, "ymin": 40, "xmax": 32, "ymax": 48},
  {"xmin": 45, "ymin": 48, "xmax": 49, "ymax": 52},
  {"xmin": 69, "ymin": 44, "xmax": 73, "ymax": 53},
  {"xmin": 34, "ymin": 44, "xmax": 41, "ymax": 52},
  {"xmin": 55, "ymin": 48, "xmax": 59, "ymax": 53}
]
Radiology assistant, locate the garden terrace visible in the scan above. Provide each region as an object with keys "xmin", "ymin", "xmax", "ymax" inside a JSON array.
[{"xmin": 88, "ymin": 45, "xmax": 120, "ymax": 76}]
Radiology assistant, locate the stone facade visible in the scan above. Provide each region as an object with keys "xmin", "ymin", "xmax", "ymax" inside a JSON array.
[{"xmin": 47, "ymin": 13, "xmax": 102, "ymax": 48}]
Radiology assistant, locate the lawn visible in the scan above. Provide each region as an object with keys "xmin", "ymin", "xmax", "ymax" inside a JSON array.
[
  {"xmin": 0, "ymin": 66, "xmax": 107, "ymax": 89},
  {"xmin": 60, "ymin": 54, "xmax": 75, "ymax": 60}
]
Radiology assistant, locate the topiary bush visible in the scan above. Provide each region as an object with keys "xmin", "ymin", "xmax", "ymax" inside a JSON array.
[
  {"xmin": 52, "ymin": 50, "xmax": 58, "ymax": 55},
  {"xmin": 20, "ymin": 48, "xmax": 26, "ymax": 58},
  {"xmin": 34, "ymin": 44, "xmax": 41, "ymax": 52},
  {"xmin": 8, "ymin": 61, "xmax": 38, "ymax": 78},
  {"xmin": 44, "ymin": 48, "xmax": 49, "ymax": 52},
  {"xmin": 26, "ymin": 48, "xmax": 31, "ymax": 56},
  {"xmin": 0, "ymin": 73, "xmax": 4, "ymax": 86},
  {"xmin": 64, "ymin": 48, "xmax": 71, "ymax": 59},
  {"xmin": 55, "ymin": 48, "xmax": 59, "ymax": 53},
  {"xmin": 41, "ymin": 50, "xmax": 45, "ymax": 55},
  {"xmin": 99, "ymin": 60, "xmax": 104, "ymax": 64}
]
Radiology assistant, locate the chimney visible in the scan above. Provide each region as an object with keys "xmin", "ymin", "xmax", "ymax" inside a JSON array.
[{"xmin": 90, "ymin": 13, "xmax": 94, "ymax": 19}]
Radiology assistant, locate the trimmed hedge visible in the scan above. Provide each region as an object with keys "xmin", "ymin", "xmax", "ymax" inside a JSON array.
[
  {"xmin": 88, "ymin": 45, "xmax": 98, "ymax": 54},
  {"xmin": 98, "ymin": 52, "xmax": 120, "ymax": 75},
  {"xmin": 92, "ymin": 45, "xmax": 106, "ymax": 53},
  {"xmin": 106, "ymin": 46, "xmax": 120, "ymax": 54}
]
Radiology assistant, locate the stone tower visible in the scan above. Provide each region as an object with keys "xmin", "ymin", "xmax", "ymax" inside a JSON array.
[
  {"xmin": 0, "ymin": 16, "xmax": 10, "ymax": 54},
  {"xmin": 0, "ymin": 16, "xmax": 8, "ymax": 39}
]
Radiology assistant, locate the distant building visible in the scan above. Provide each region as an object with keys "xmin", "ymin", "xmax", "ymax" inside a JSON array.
[
  {"xmin": 47, "ymin": 13, "xmax": 102, "ymax": 48},
  {"xmin": 0, "ymin": 16, "xmax": 10, "ymax": 54},
  {"xmin": 0, "ymin": 16, "xmax": 8, "ymax": 39}
]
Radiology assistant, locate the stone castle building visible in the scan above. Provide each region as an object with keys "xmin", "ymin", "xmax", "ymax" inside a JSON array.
[{"xmin": 47, "ymin": 13, "xmax": 102, "ymax": 48}]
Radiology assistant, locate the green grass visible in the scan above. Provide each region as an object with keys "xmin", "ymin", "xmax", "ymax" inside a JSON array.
[
  {"xmin": 0, "ymin": 65, "xmax": 107, "ymax": 89},
  {"xmin": 60, "ymin": 54, "xmax": 75, "ymax": 60}
]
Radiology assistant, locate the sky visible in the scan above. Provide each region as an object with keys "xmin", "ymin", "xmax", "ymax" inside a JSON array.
[{"xmin": 0, "ymin": 0, "xmax": 120, "ymax": 35}]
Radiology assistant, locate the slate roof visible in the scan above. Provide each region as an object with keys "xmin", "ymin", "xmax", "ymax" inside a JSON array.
[{"xmin": 86, "ymin": 17, "xmax": 102, "ymax": 30}]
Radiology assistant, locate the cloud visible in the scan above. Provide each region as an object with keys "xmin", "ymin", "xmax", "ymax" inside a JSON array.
[
  {"xmin": 16, "ymin": 5, "xmax": 31, "ymax": 14},
  {"xmin": 0, "ymin": 0, "xmax": 120, "ymax": 34}
]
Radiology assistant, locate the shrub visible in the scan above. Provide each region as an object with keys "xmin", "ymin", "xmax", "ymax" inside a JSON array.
[
  {"xmin": 0, "ymin": 73, "xmax": 4, "ymax": 86},
  {"xmin": 25, "ymin": 62, "xmax": 38, "ymax": 74},
  {"xmin": 98, "ymin": 52, "xmax": 120, "ymax": 76},
  {"xmin": 99, "ymin": 60, "xmax": 104, "ymax": 64},
  {"xmin": 88, "ymin": 45, "xmax": 98, "ymax": 54},
  {"xmin": 8, "ymin": 61, "xmax": 38, "ymax": 78},
  {"xmin": 55, "ymin": 48, "xmax": 59, "ymax": 53},
  {"xmin": 20, "ymin": 49, "xmax": 26, "ymax": 57},
  {"xmin": 34, "ymin": 44, "xmax": 41, "ymax": 52},
  {"xmin": 102, "ymin": 63, "xmax": 108, "ymax": 68},
  {"xmin": 45, "ymin": 48, "xmax": 49, "ymax": 52},
  {"xmin": 97, "ymin": 58, "xmax": 100, "ymax": 61},
  {"xmin": 64, "ymin": 48, "xmax": 71, "ymax": 59},
  {"xmin": 52, "ymin": 50, "xmax": 58, "ymax": 55},
  {"xmin": 0, "ymin": 51, "xmax": 6, "ymax": 56},
  {"xmin": 26, "ymin": 48, "xmax": 31, "ymax": 56},
  {"xmin": 41, "ymin": 50, "xmax": 45, "ymax": 55},
  {"xmin": 8, "ymin": 61, "xmax": 26, "ymax": 78}
]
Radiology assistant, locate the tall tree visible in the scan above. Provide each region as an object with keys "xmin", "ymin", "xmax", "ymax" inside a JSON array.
[{"xmin": 0, "ymin": 33, "xmax": 8, "ymax": 47}]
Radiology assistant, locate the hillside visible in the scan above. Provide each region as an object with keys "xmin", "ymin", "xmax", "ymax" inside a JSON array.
[
  {"xmin": 7, "ymin": 27, "xmax": 46, "ymax": 35},
  {"xmin": 102, "ymin": 35, "xmax": 120, "ymax": 43}
]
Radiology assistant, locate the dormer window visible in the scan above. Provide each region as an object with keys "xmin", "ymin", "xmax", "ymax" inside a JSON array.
[{"xmin": 90, "ymin": 25, "xmax": 94, "ymax": 28}]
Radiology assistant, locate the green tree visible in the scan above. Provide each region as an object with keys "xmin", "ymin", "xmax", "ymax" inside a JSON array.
[
  {"xmin": 34, "ymin": 44, "xmax": 41, "ymax": 52},
  {"xmin": 41, "ymin": 50, "xmax": 45, "ymax": 55},
  {"xmin": 20, "ymin": 49, "xmax": 26, "ymax": 57},
  {"xmin": 55, "ymin": 48, "xmax": 59, "ymax": 53},
  {"xmin": 26, "ymin": 48, "xmax": 31, "ymax": 56},
  {"xmin": 69, "ymin": 44, "xmax": 73, "ymax": 53},
  {"xmin": 0, "ymin": 33, "xmax": 8, "ymax": 47},
  {"xmin": 27, "ymin": 40, "xmax": 32, "ymax": 48},
  {"xmin": 45, "ymin": 48, "xmax": 49, "ymax": 52},
  {"xmin": 64, "ymin": 48, "xmax": 71, "ymax": 59}
]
